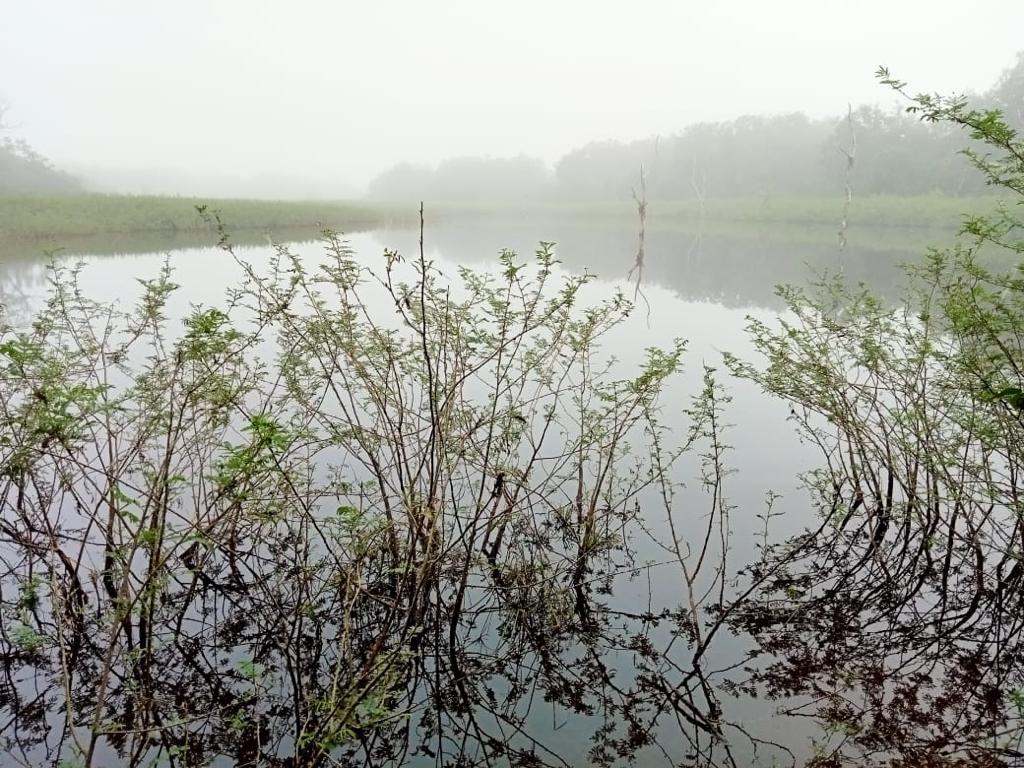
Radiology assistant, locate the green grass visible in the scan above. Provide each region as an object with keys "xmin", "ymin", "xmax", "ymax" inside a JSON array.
[
  {"xmin": 432, "ymin": 193, "xmax": 1006, "ymax": 230},
  {"xmin": 0, "ymin": 193, "xmax": 1007, "ymax": 260},
  {"xmin": 0, "ymin": 194, "xmax": 407, "ymax": 242}
]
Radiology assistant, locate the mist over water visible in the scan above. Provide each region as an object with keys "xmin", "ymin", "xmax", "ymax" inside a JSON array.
[{"xmin": 3, "ymin": 3, "xmax": 1024, "ymax": 767}]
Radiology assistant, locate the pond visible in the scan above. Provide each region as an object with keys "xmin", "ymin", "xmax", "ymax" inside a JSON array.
[{"xmin": 0, "ymin": 216, "xmax": 1014, "ymax": 768}]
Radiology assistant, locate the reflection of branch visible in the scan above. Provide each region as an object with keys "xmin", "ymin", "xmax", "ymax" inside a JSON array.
[{"xmin": 687, "ymin": 158, "xmax": 707, "ymax": 263}]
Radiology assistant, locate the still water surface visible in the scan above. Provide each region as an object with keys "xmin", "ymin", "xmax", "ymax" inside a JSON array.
[{"xmin": 0, "ymin": 219, "xmax": 976, "ymax": 767}]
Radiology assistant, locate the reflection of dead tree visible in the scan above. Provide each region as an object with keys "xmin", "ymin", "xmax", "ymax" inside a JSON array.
[
  {"xmin": 687, "ymin": 159, "xmax": 707, "ymax": 265},
  {"xmin": 627, "ymin": 163, "xmax": 650, "ymax": 316},
  {"xmin": 837, "ymin": 103, "xmax": 857, "ymax": 251}
]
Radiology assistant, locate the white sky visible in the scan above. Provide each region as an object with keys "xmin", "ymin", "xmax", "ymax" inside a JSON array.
[{"xmin": 2, "ymin": 0, "xmax": 1022, "ymax": 190}]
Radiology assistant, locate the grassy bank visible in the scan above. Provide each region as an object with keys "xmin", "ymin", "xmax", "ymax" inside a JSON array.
[
  {"xmin": 0, "ymin": 194, "xmax": 406, "ymax": 242},
  {"xmin": 3, "ymin": 192, "xmax": 1004, "ymax": 236},
  {"xmin": 663, "ymin": 194, "xmax": 1001, "ymax": 228},
  {"xmin": 432, "ymin": 193, "xmax": 1004, "ymax": 230},
  {"xmin": 0, "ymin": 193, "xmax": 1003, "ymax": 258}
]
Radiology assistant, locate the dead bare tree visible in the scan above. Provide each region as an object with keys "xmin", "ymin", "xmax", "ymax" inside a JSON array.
[{"xmin": 837, "ymin": 103, "xmax": 857, "ymax": 251}]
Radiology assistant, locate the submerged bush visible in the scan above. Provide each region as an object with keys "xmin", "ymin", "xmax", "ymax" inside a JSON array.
[
  {"xmin": 0, "ymin": 218, "xmax": 760, "ymax": 767},
  {"xmin": 723, "ymin": 72, "xmax": 1024, "ymax": 767},
  {"xmin": 4, "ymin": 74, "xmax": 1024, "ymax": 768}
]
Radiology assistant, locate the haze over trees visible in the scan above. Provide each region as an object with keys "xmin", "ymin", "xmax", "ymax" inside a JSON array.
[
  {"xmin": 0, "ymin": 138, "xmax": 81, "ymax": 195},
  {"xmin": 988, "ymin": 50, "xmax": 1024, "ymax": 127},
  {"xmin": 367, "ymin": 51, "xmax": 1024, "ymax": 203},
  {"xmin": 0, "ymin": 105, "xmax": 80, "ymax": 195},
  {"xmin": 3, "ymin": 52, "xmax": 1021, "ymax": 204}
]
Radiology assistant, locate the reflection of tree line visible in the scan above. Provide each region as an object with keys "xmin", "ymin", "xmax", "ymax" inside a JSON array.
[
  {"xmin": 0, "ymin": 228, "xmax": 325, "ymax": 321},
  {"xmin": 2, "ymin": 221, "xmax": 927, "ymax": 316},
  {"xmin": 379, "ymin": 221, "xmax": 923, "ymax": 308}
]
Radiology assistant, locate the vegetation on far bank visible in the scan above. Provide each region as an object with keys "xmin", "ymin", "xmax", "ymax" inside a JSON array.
[
  {"xmin": 0, "ymin": 194, "xmax": 405, "ymax": 242},
  {"xmin": 0, "ymin": 191, "xmax": 1006, "ymax": 249},
  {"xmin": 433, "ymin": 193, "xmax": 1005, "ymax": 229}
]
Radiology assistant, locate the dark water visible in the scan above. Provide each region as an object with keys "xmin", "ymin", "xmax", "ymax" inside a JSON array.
[{"xmin": 0, "ymin": 219, "xmax": 1015, "ymax": 768}]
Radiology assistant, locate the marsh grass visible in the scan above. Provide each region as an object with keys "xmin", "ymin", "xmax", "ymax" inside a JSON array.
[
  {"xmin": 434, "ymin": 193, "xmax": 1003, "ymax": 230},
  {"xmin": 0, "ymin": 193, "xmax": 1003, "ymax": 247},
  {"xmin": 0, "ymin": 194, "xmax": 403, "ymax": 241}
]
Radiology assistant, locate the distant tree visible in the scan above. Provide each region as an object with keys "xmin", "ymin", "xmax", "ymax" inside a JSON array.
[
  {"xmin": 432, "ymin": 155, "xmax": 551, "ymax": 201},
  {"xmin": 987, "ymin": 50, "xmax": 1024, "ymax": 128},
  {"xmin": 366, "ymin": 162, "xmax": 436, "ymax": 201},
  {"xmin": 365, "ymin": 51, "xmax": 1024, "ymax": 204},
  {"xmin": 0, "ymin": 104, "xmax": 80, "ymax": 195},
  {"xmin": 821, "ymin": 105, "xmax": 983, "ymax": 195},
  {"xmin": 367, "ymin": 155, "xmax": 552, "ymax": 203},
  {"xmin": 649, "ymin": 114, "xmax": 832, "ymax": 198},
  {"xmin": 555, "ymin": 139, "xmax": 651, "ymax": 200},
  {"xmin": 0, "ymin": 137, "xmax": 81, "ymax": 194}
]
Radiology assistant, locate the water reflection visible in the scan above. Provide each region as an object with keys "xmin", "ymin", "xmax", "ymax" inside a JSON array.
[
  {"xmin": 374, "ymin": 218, "xmax": 933, "ymax": 309},
  {"xmin": 0, "ymin": 221, "xmax": 1019, "ymax": 767},
  {"xmin": 0, "ymin": 217, "xmax": 946, "ymax": 314}
]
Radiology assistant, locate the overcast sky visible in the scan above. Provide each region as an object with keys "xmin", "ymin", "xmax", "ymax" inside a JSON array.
[{"xmin": 2, "ymin": 0, "xmax": 1023, "ymax": 192}]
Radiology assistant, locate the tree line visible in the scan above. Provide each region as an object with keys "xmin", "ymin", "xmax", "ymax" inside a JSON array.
[{"xmin": 368, "ymin": 51, "xmax": 1024, "ymax": 203}]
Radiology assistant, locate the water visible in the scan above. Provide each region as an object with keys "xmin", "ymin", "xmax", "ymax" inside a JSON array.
[{"xmin": 0, "ymin": 218, "xmax": 1007, "ymax": 768}]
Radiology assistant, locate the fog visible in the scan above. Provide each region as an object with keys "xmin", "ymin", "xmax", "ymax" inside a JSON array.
[{"xmin": 2, "ymin": 0, "xmax": 1023, "ymax": 197}]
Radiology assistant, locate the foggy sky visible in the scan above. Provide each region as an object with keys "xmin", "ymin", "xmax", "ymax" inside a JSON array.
[{"xmin": 3, "ymin": 0, "xmax": 1023, "ymax": 195}]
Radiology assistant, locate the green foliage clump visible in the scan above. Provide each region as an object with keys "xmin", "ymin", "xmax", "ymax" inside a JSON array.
[{"xmin": 723, "ymin": 69, "xmax": 1024, "ymax": 766}]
